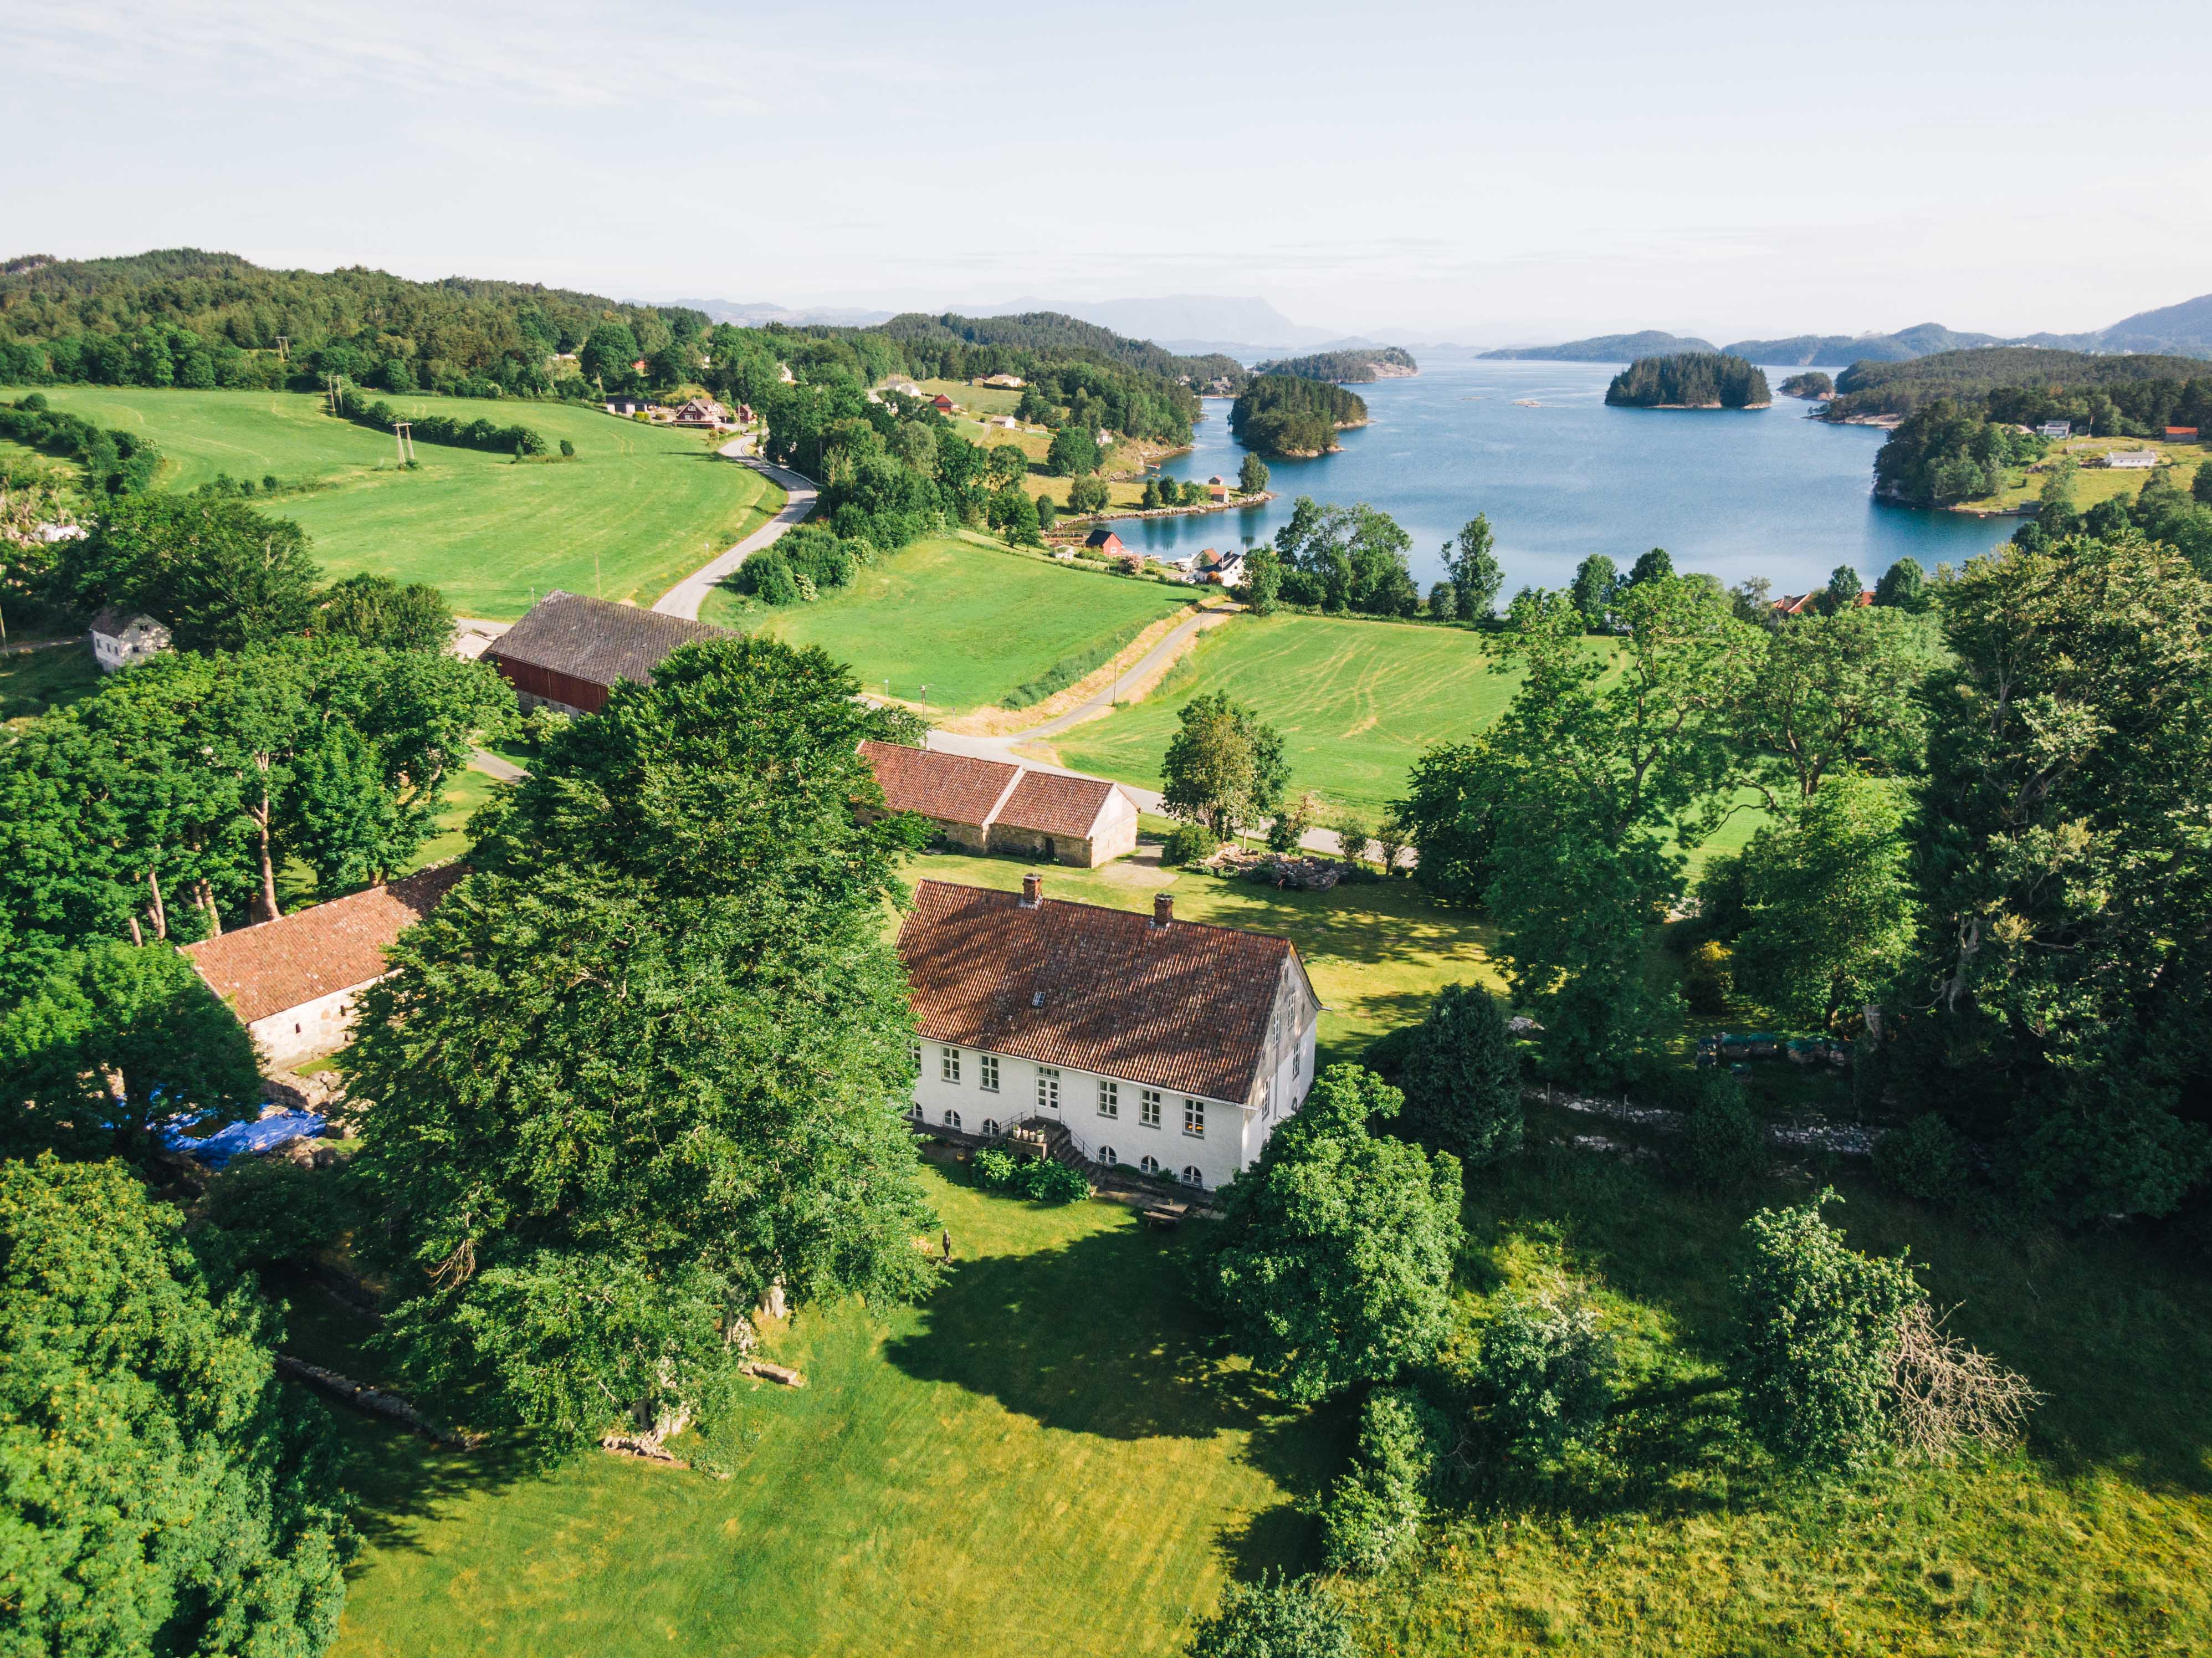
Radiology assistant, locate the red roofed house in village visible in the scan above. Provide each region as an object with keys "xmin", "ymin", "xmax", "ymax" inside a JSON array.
[
  {"xmin": 1771, "ymin": 590, "xmax": 1873, "ymax": 617},
  {"xmin": 484, "ymin": 590, "xmax": 728, "ymax": 716},
  {"xmin": 181, "ymin": 866, "xmax": 464, "ymax": 1069},
  {"xmin": 898, "ymin": 877, "xmax": 1319, "ymax": 1189},
  {"xmin": 859, "ymin": 740, "xmax": 1139, "ymax": 867}
]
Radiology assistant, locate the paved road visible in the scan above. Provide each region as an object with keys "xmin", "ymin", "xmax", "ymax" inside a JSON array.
[{"xmin": 652, "ymin": 444, "xmax": 818, "ymax": 621}]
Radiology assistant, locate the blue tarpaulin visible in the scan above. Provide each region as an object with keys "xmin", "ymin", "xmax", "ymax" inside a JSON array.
[{"xmin": 160, "ymin": 1109, "xmax": 327, "ymax": 1169}]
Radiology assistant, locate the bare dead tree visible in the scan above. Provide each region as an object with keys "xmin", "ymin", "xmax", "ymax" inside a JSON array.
[{"xmin": 1887, "ymin": 1302, "xmax": 2042, "ymax": 1462}]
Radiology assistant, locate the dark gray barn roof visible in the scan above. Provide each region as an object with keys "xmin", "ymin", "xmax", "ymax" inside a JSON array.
[{"xmin": 486, "ymin": 592, "xmax": 727, "ymax": 691}]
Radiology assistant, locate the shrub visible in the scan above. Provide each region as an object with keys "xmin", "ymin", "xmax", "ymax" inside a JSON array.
[
  {"xmin": 1320, "ymin": 1388, "xmax": 1446, "ymax": 1574},
  {"xmin": 1187, "ymin": 1573, "xmax": 1356, "ymax": 1658},
  {"xmin": 520, "ymin": 704, "xmax": 573, "ymax": 750},
  {"xmin": 2018, "ymin": 1099, "xmax": 2211, "ymax": 1223},
  {"xmin": 1020, "ymin": 1159, "xmax": 1090, "ymax": 1204},
  {"xmin": 559, "ymin": 438, "xmax": 575, "ymax": 458},
  {"xmin": 743, "ymin": 547, "xmax": 801, "ymax": 605},
  {"xmin": 972, "ymin": 1148, "xmax": 1018, "ymax": 1188},
  {"xmin": 1160, "ymin": 822, "xmax": 1219, "ymax": 866},
  {"xmin": 1733, "ymin": 1189, "xmax": 1920, "ymax": 1473},
  {"xmin": 1678, "ymin": 1071, "xmax": 1765, "ymax": 1190},
  {"xmin": 1476, "ymin": 1289, "xmax": 1617, "ymax": 1456},
  {"xmin": 1873, "ymin": 1113, "xmax": 1972, "ymax": 1207},
  {"xmin": 1682, "ymin": 940, "xmax": 1732, "ymax": 1014},
  {"xmin": 196, "ymin": 1154, "xmax": 359, "ymax": 1273},
  {"xmin": 1394, "ymin": 983, "xmax": 1522, "ymax": 1165}
]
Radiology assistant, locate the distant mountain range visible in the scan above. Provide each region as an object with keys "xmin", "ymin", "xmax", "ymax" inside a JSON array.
[
  {"xmin": 1479, "ymin": 294, "xmax": 2212, "ymax": 367},
  {"xmin": 653, "ymin": 292, "xmax": 1369, "ymax": 361}
]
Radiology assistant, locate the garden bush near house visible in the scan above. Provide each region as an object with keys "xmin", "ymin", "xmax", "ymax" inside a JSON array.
[
  {"xmin": 1160, "ymin": 822, "xmax": 1220, "ymax": 866},
  {"xmin": 1392, "ymin": 982, "xmax": 1523, "ymax": 1166},
  {"xmin": 1319, "ymin": 1386, "xmax": 1448, "ymax": 1574},
  {"xmin": 974, "ymin": 1147, "xmax": 1089, "ymax": 1203},
  {"xmin": 1873, "ymin": 1112, "xmax": 1972, "ymax": 1208}
]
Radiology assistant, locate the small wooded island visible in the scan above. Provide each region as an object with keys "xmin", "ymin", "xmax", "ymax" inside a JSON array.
[
  {"xmin": 1229, "ymin": 373, "xmax": 1370, "ymax": 456},
  {"xmin": 1605, "ymin": 352, "xmax": 1771, "ymax": 409},
  {"xmin": 1252, "ymin": 346, "xmax": 1418, "ymax": 383},
  {"xmin": 1780, "ymin": 370, "xmax": 1834, "ymax": 399}
]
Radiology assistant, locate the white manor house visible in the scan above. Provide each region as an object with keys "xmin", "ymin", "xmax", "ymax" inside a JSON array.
[{"xmin": 896, "ymin": 876, "xmax": 1321, "ymax": 1191}]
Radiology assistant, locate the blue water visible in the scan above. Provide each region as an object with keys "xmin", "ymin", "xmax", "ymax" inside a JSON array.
[{"xmin": 1125, "ymin": 350, "xmax": 2012, "ymax": 596}]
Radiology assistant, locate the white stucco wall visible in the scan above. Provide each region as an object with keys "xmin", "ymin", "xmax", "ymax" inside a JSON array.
[
  {"xmin": 246, "ymin": 980, "xmax": 375, "ymax": 1071},
  {"xmin": 910, "ymin": 1043, "xmax": 1250, "ymax": 1191}
]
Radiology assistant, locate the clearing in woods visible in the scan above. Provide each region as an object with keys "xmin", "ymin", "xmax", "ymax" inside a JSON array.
[{"xmin": 0, "ymin": 386, "xmax": 782, "ymax": 619}]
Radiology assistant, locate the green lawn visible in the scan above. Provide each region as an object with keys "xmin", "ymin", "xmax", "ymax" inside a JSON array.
[
  {"xmin": 321, "ymin": 1166, "xmax": 1339, "ymax": 1658},
  {"xmin": 907, "ymin": 847, "xmax": 1499, "ymax": 1066},
  {"xmin": 0, "ymin": 641, "xmax": 101, "ymax": 731},
  {"xmin": 405, "ymin": 764, "xmax": 501, "ymax": 873},
  {"xmin": 1051, "ymin": 613, "xmax": 1527, "ymax": 812},
  {"xmin": 0, "ymin": 388, "xmax": 783, "ymax": 620},
  {"xmin": 1339, "ymin": 1143, "xmax": 2212, "ymax": 1657},
  {"xmin": 705, "ymin": 535, "xmax": 1193, "ymax": 714}
]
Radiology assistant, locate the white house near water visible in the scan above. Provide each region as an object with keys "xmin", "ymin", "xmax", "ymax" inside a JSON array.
[{"xmin": 897, "ymin": 876, "xmax": 1320, "ymax": 1191}]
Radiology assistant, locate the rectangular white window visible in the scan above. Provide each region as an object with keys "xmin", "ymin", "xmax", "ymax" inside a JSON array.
[
  {"xmin": 1184, "ymin": 1098, "xmax": 1205, "ymax": 1138},
  {"xmin": 1140, "ymin": 1088, "xmax": 1162, "ymax": 1129},
  {"xmin": 980, "ymin": 1053, "xmax": 1000, "ymax": 1092},
  {"xmin": 1036, "ymin": 1067, "xmax": 1061, "ymax": 1111},
  {"xmin": 1098, "ymin": 1080, "xmax": 1118, "ymax": 1118},
  {"xmin": 940, "ymin": 1046, "xmax": 961, "ymax": 1083}
]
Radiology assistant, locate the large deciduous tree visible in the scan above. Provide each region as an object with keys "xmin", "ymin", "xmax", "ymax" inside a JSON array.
[
  {"xmin": 1160, "ymin": 691, "xmax": 1288, "ymax": 841},
  {"xmin": 1390, "ymin": 981, "xmax": 1522, "ymax": 1164},
  {"xmin": 315, "ymin": 570, "xmax": 454, "ymax": 653},
  {"xmin": 1443, "ymin": 514, "xmax": 1503, "ymax": 620},
  {"xmin": 1200, "ymin": 1064, "xmax": 1463, "ymax": 1403},
  {"xmin": 344, "ymin": 635, "xmax": 939, "ymax": 1446},
  {"xmin": 57, "ymin": 493, "xmax": 321, "ymax": 651},
  {"xmin": 0, "ymin": 1155, "xmax": 352, "ymax": 1652},
  {"xmin": 1730, "ymin": 603, "xmax": 1932, "ymax": 806}
]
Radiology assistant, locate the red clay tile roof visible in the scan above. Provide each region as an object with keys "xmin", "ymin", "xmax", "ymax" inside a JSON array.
[
  {"xmin": 897, "ymin": 879, "xmax": 1302, "ymax": 1103},
  {"xmin": 997, "ymin": 771, "xmax": 1123, "ymax": 840},
  {"xmin": 859, "ymin": 741, "xmax": 1021, "ymax": 827},
  {"xmin": 486, "ymin": 591, "xmax": 726, "ymax": 692},
  {"xmin": 182, "ymin": 866, "xmax": 464, "ymax": 1024}
]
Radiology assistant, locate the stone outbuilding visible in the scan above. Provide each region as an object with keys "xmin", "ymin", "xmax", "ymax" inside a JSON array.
[
  {"xmin": 859, "ymin": 740, "xmax": 1140, "ymax": 867},
  {"xmin": 181, "ymin": 866, "xmax": 464, "ymax": 1071}
]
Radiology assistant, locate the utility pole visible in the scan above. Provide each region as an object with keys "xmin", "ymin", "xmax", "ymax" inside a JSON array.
[
  {"xmin": 275, "ymin": 335, "xmax": 290, "ymax": 362},
  {"xmin": 393, "ymin": 422, "xmax": 416, "ymax": 464}
]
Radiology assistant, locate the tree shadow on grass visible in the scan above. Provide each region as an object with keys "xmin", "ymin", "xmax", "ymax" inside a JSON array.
[{"xmin": 325, "ymin": 1415, "xmax": 542, "ymax": 1563}]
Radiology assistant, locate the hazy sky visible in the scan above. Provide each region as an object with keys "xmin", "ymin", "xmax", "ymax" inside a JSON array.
[{"xmin": 7, "ymin": 0, "xmax": 2209, "ymax": 342}]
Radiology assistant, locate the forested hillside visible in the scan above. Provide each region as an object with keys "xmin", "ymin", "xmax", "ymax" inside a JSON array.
[
  {"xmin": 872, "ymin": 311, "xmax": 1242, "ymax": 388},
  {"xmin": 1827, "ymin": 347, "xmax": 2212, "ymax": 427},
  {"xmin": 1252, "ymin": 346, "xmax": 1418, "ymax": 382},
  {"xmin": 1228, "ymin": 375, "xmax": 1369, "ymax": 456},
  {"xmin": 1604, "ymin": 353, "xmax": 1770, "ymax": 408},
  {"xmin": 1479, "ymin": 330, "xmax": 1716, "ymax": 361},
  {"xmin": 1721, "ymin": 323, "xmax": 2003, "ymax": 366}
]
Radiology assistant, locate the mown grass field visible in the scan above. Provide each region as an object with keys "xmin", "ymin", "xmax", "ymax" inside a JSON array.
[
  {"xmin": 1960, "ymin": 435, "xmax": 2206, "ymax": 515},
  {"xmin": 907, "ymin": 846, "xmax": 1502, "ymax": 1065},
  {"xmin": 1343, "ymin": 1142, "xmax": 2212, "ymax": 1657},
  {"xmin": 0, "ymin": 387, "xmax": 783, "ymax": 618},
  {"xmin": 320, "ymin": 1165, "xmax": 1340, "ymax": 1658},
  {"xmin": 704, "ymin": 534, "xmax": 1193, "ymax": 714},
  {"xmin": 1051, "ymin": 613, "xmax": 1527, "ymax": 812}
]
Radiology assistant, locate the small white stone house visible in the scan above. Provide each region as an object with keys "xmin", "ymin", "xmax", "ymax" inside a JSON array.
[
  {"xmin": 89, "ymin": 608, "xmax": 172, "ymax": 673},
  {"xmin": 897, "ymin": 876, "xmax": 1321, "ymax": 1191},
  {"xmin": 182, "ymin": 866, "xmax": 463, "ymax": 1071}
]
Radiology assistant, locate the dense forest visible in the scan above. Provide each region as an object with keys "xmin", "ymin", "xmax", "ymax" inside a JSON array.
[
  {"xmin": 1825, "ymin": 347, "xmax": 2212, "ymax": 426},
  {"xmin": 871, "ymin": 310, "xmax": 1242, "ymax": 389},
  {"xmin": 1605, "ymin": 353, "xmax": 1771, "ymax": 408},
  {"xmin": 1870, "ymin": 400, "xmax": 2048, "ymax": 506},
  {"xmin": 1251, "ymin": 346, "xmax": 1418, "ymax": 383},
  {"xmin": 1228, "ymin": 375, "xmax": 1369, "ymax": 456},
  {"xmin": 1722, "ymin": 323, "xmax": 2003, "ymax": 366}
]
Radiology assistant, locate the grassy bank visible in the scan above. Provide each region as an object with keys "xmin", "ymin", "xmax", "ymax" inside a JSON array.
[
  {"xmin": 705, "ymin": 535, "xmax": 1191, "ymax": 714},
  {"xmin": 0, "ymin": 387, "xmax": 783, "ymax": 618},
  {"xmin": 321, "ymin": 1165, "xmax": 1338, "ymax": 1658},
  {"xmin": 1343, "ymin": 1140, "xmax": 2212, "ymax": 1656},
  {"xmin": 1050, "ymin": 612, "xmax": 1525, "ymax": 811}
]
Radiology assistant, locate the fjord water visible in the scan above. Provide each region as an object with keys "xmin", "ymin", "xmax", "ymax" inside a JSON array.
[{"xmin": 1135, "ymin": 349, "xmax": 2013, "ymax": 595}]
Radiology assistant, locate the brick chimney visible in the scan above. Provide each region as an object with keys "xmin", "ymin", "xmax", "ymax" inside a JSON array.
[
  {"xmin": 1153, "ymin": 892, "xmax": 1173, "ymax": 929},
  {"xmin": 1020, "ymin": 872, "xmax": 1043, "ymax": 908}
]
